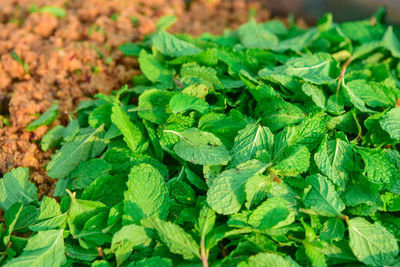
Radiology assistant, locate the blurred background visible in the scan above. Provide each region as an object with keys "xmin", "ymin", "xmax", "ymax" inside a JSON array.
[{"xmin": 263, "ymin": 0, "xmax": 400, "ymax": 24}]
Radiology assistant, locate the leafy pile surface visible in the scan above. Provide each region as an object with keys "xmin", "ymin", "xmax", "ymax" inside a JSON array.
[{"xmin": 1, "ymin": 9, "xmax": 400, "ymax": 267}]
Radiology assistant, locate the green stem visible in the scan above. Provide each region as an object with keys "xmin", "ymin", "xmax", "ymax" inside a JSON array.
[{"xmin": 200, "ymin": 237, "xmax": 209, "ymax": 267}]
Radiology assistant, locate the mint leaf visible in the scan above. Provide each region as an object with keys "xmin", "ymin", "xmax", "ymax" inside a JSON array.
[
  {"xmin": 169, "ymin": 93, "xmax": 210, "ymax": 114},
  {"xmin": 153, "ymin": 31, "xmax": 202, "ymax": 57},
  {"xmin": 272, "ymin": 145, "xmax": 310, "ymax": 177},
  {"xmin": 46, "ymin": 126, "xmax": 105, "ymax": 179},
  {"xmin": 118, "ymin": 43, "xmax": 142, "ymax": 56},
  {"xmin": 320, "ymin": 218, "xmax": 345, "ymax": 242},
  {"xmin": 138, "ymin": 50, "xmax": 174, "ymax": 85},
  {"xmin": 138, "ymin": 89, "xmax": 175, "ymax": 124},
  {"xmin": 248, "ymin": 252, "xmax": 299, "ymax": 267},
  {"xmin": 111, "ymin": 224, "xmax": 153, "ymax": 265},
  {"xmin": 123, "ymin": 164, "xmax": 168, "ymax": 224},
  {"xmin": 3, "ymin": 203, "xmax": 23, "ymax": 245},
  {"xmin": 145, "ymin": 218, "xmax": 200, "ymax": 260},
  {"xmin": 256, "ymin": 96, "xmax": 305, "ymax": 132},
  {"xmin": 0, "ymin": 168, "xmax": 37, "ymax": 211},
  {"xmin": 348, "ymin": 217, "xmax": 399, "ymax": 266},
  {"xmin": 170, "ymin": 128, "xmax": 231, "ymax": 165},
  {"xmin": 382, "ymin": 26, "xmax": 400, "ymax": 58},
  {"xmin": 248, "ymin": 197, "xmax": 295, "ymax": 230},
  {"xmin": 303, "ymin": 174, "xmax": 345, "ymax": 217},
  {"xmin": 26, "ymin": 103, "xmax": 58, "ymax": 131},
  {"xmin": 380, "ymin": 106, "xmax": 400, "ymax": 140},
  {"xmin": 230, "ymin": 124, "xmax": 274, "ymax": 167},
  {"xmin": 4, "ymin": 229, "xmax": 65, "ymax": 267},
  {"xmin": 207, "ymin": 160, "xmax": 268, "ymax": 215},
  {"xmin": 111, "ymin": 101, "xmax": 148, "ymax": 153},
  {"xmin": 238, "ymin": 18, "xmax": 279, "ymax": 49},
  {"xmin": 356, "ymin": 147, "xmax": 398, "ymax": 190},
  {"xmin": 69, "ymin": 158, "xmax": 111, "ymax": 190},
  {"xmin": 314, "ymin": 134, "xmax": 354, "ymax": 191},
  {"xmin": 40, "ymin": 125, "xmax": 64, "ymax": 151}
]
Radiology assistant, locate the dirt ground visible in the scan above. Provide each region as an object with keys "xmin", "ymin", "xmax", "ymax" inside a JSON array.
[{"xmin": 0, "ymin": 0, "xmax": 299, "ymax": 198}]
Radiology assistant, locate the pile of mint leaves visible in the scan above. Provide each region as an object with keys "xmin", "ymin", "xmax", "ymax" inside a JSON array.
[{"xmin": 1, "ymin": 8, "xmax": 400, "ymax": 267}]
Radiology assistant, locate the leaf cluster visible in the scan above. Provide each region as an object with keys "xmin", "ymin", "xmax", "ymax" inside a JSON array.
[{"xmin": 1, "ymin": 9, "xmax": 400, "ymax": 267}]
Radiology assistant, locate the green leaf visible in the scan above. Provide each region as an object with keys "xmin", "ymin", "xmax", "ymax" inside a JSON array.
[
  {"xmin": 169, "ymin": 93, "xmax": 210, "ymax": 114},
  {"xmin": 196, "ymin": 205, "xmax": 216, "ymax": 239},
  {"xmin": 123, "ymin": 164, "xmax": 169, "ymax": 224},
  {"xmin": 4, "ymin": 229, "xmax": 65, "ymax": 267},
  {"xmin": 133, "ymin": 257, "xmax": 173, "ymax": 267},
  {"xmin": 238, "ymin": 18, "xmax": 279, "ymax": 49},
  {"xmin": 36, "ymin": 196, "xmax": 61, "ymax": 220},
  {"xmin": 10, "ymin": 51, "xmax": 29, "ymax": 74},
  {"xmin": 273, "ymin": 28, "xmax": 319, "ymax": 52},
  {"xmin": 301, "ymin": 82, "xmax": 326, "ymax": 109},
  {"xmin": 382, "ymin": 26, "xmax": 400, "ymax": 58},
  {"xmin": 153, "ymin": 31, "xmax": 202, "ymax": 57},
  {"xmin": 339, "ymin": 20, "xmax": 384, "ymax": 42},
  {"xmin": 170, "ymin": 128, "xmax": 231, "ymax": 165},
  {"xmin": 180, "ymin": 63, "xmax": 223, "ymax": 89},
  {"xmin": 169, "ymin": 179, "xmax": 196, "ymax": 204},
  {"xmin": 3, "ymin": 203, "xmax": 23, "ymax": 245},
  {"xmin": 230, "ymin": 124, "xmax": 274, "ymax": 167},
  {"xmin": 111, "ymin": 224, "xmax": 153, "ymax": 266},
  {"xmin": 314, "ymin": 134, "xmax": 354, "ymax": 191},
  {"xmin": 0, "ymin": 168, "xmax": 37, "ymax": 211},
  {"xmin": 380, "ymin": 106, "xmax": 400, "ymax": 140},
  {"xmin": 184, "ymin": 167, "xmax": 208, "ymax": 190},
  {"xmin": 303, "ymin": 174, "xmax": 345, "ymax": 217},
  {"xmin": 89, "ymin": 103, "xmax": 112, "ymax": 128},
  {"xmin": 46, "ymin": 125, "xmax": 105, "ymax": 179},
  {"xmin": 19, "ymin": 12, "xmax": 400, "ymax": 267},
  {"xmin": 138, "ymin": 89, "xmax": 175, "ymax": 125},
  {"xmin": 26, "ymin": 103, "xmax": 58, "ymax": 131},
  {"xmin": 248, "ymin": 197, "xmax": 295, "ymax": 231},
  {"xmin": 256, "ymin": 96, "xmax": 305, "ymax": 133},
  {"xmin": 304, "ymin": 241, "xmax": 327, "ymax": 267},
  {"xmin": 248, "ymin": 252, "xmax": 300, "ymax": 267},
  {"xmin": 272, "ymin": 145, "xmax": 310, "ymax": 177},
  {"xmin": 155, "ymin": 15, "xmax": 177, "ymax": 31},
  {"xmin": 348, "ymin": 217, "xmax": 399, "ymax": 266},
  {"xmin": 320, "ymin": 218, "xmax": 345, "ymax": 242},
  {"xmin": 111, "ymin": 101, "xmax": 148, "ymax": 153},
  {"xmin": 28, "ymin": 196, "xmax": 65, "ymax": 232},
  {"xmin": 145, "ymin": 218, "xmax": 200, "ymax": 260},
  {"xmin": 29, "ymin": 213, "xmax": 67, "ymax": 232},
  {"xmin": 157, "ymin": 113, "xmax": 195, "ymax": 152},
  {"xmin": 260, "ymin": 53, "xmax": 339, "ymax": 85},
  {"xmin": 81, "ymin": 174, "xmax": 126, "ymax": 206},
  {"xmin": 207, "ymin": 160, "xmax": 268, "ymax": 215},
  {"xmin": 244, "ymin": 174, "xmax": 270, "ymax": 209},
  {"xmin": 356, "ymin": 147, "xmax": 398, "ymax": 190},
  {"xmin": 143, "ymin": 120, "xmax": 164, "ymax": 161},
  {"xmin": 118, "ymin": 43, "xmax": 142, "ymax": 56},
  {"xmin": 138, "ymin": 50, "xmax": 174, "ymax": 85},
  {"xmin": 69, "ymin": 158, "xmax": 111, "ymax": 190},
  {"xmin": 198, "ymin": 111, "xmax": 246, "ymax": 149},
  {"xmin": 40, "ymin": 125, "xmax": 65, "ymax": 151},
  {"xmin": 92, "ymin": 260, "xmax": 112, "ymax": 267},
  {"xmin": 65, "ymin": 244, "xmax": 98, "ymax": 262},
  {"xmin": 276, "ymin": 112, "xmax": 328, "ymax": 151},
  {"xmin": 343, "ymin": 80, "xmax": 395, "ymax": 109}
]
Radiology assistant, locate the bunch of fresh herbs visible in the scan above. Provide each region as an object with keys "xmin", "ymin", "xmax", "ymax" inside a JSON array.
[{"xmin": 1, "ymin": 9, "xmax": 400, "ymax": 267}]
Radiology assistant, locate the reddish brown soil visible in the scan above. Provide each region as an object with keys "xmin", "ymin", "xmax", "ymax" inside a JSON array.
[{"xmin": 0, "ymin": 0, "xmax": 280, "ymax": 197}]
